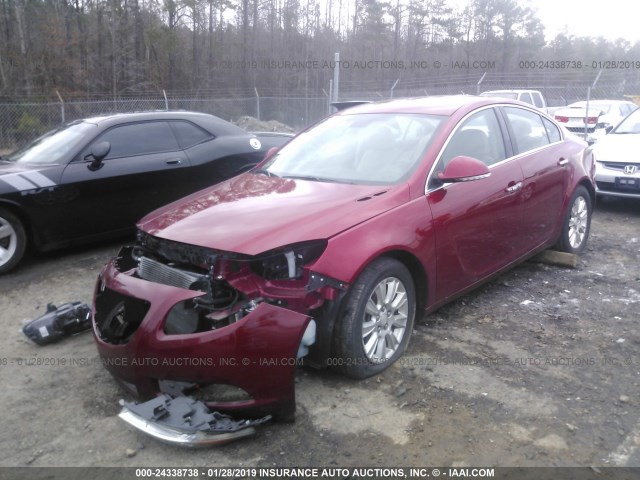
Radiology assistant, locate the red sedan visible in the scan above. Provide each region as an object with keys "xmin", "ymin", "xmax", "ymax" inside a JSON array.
[{"xmin": 93, "ymin": 96, "xmax": 595, "ymax": 430}]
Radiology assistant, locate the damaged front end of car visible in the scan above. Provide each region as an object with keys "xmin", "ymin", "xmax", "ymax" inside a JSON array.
[{"xmin": 92, "ymin": 230, "xmax": 347, "ymax": 442}]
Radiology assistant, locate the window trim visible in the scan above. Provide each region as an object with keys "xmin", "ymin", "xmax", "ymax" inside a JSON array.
[
  {"xmin": 425, "ymin": 104, "xmax": 566, "ymax": 195},
  {"xmin": 77, "ymin": 120, "xmax": 182, "ymax": 162},
  {"xmin": 169, "ymin": 120, "xmax": 215, "ymax": 149},
  {"xmin": 499, "ymin": 106, "xmax": 564, "ymax": 157},
  {"xmin": 425, "ymin": 105, "xmax": 510, "ymax": 193}
]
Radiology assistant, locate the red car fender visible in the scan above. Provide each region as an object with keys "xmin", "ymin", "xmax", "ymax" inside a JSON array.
[{"xmin": 309, "ymin": 195, "xmax": 436, "ymax": 298}]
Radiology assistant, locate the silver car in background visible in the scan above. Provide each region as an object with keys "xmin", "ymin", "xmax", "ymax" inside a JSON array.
[{"xmin": 592, "ymin": 107, "xmax": 640, "ymax": 198}]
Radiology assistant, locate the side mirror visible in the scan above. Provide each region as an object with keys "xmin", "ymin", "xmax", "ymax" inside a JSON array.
[
  {"xmin": 437, "ymin": 155, "xmax": 491, "ymax": 183},
  {"xmin": 86, "ymin": 141, "xmax": 111, "ymax": 171},
  {"xmin": 605, "ymin": 125, "xmax": 614, "ymax": 134}
]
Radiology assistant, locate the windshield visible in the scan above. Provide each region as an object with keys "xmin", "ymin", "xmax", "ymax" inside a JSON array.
[
  {"xmin": 262, "ymin": 113, "xmax": 444, "ymax": 184},
  {"xmin": 7, "ymin": 121, "xmax": 97, "ymax": 165},
  {"xmin": 613, "ymin": 108, "xmax": 640, "ymax": 134}
]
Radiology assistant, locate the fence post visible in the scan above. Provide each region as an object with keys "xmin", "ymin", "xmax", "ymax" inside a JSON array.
[
  {"xmin": 585, "ymin": 70, "xmax": 603, "ymax": 140},
  {"xmin": 322, "ymin": 89, "xmax": 330, "ymax": 116},
  {"xmin": 476, "ymin": 72, "xmax": 487, "ymax": 95},
  {"xmin": 390, "ymin": 78, "xmax": 400, "ymax": 99},
  {"xmin": 255, "ymin": 88, "xmax": 260, "ymax": 120},
  {"xmin": 56, "ymin": 90, "xmax": 65, "ymax": 123},
  {"xmin": 163, "ymin": 90, "xmax": 169, "ymax": 111},
  {"xmin": 332, "ymin": 52, "xmax": 340, "ymax": 102}
]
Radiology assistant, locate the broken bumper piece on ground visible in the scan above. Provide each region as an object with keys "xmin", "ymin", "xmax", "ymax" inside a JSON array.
[
  {"xmin": 118, "ymin": 394, "xmax": 271, "ymax": 447},
  {"xmin": 23, "ymin": 302, "xmax": 92, "ymax": 345}
]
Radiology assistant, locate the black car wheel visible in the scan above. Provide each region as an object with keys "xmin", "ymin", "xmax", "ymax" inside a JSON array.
[
  {"xmin": 0, "ymin": 207, "xmax": 26, "ymax": 274},
  {"xmin": 557, "ymin": 185, "xmax": 592, "ymax": 255},
  {"xmin": 334, "ymin": 257, "xmax": 416, "ymax": 379}
]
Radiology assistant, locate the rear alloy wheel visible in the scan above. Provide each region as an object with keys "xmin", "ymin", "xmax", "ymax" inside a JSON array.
[
  {"xmin": 0, "ymin": 207, "xmax": 27, "ymax": 274},
  {"xmin": 557, "ymin": 186, "xmax": 592, "ymax": 255},
  {"xmin": 334, "ymin": 258, "xmax": 416, "ymax": 379}
]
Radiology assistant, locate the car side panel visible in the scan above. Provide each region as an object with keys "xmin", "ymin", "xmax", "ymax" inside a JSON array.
[
  {"xmin": 53, "ymin": 151, "xmax": 191, "ymax": 245},
  {"xmin": 184, "ymin": 137, "xmax": 265, "ymax": 180},
  {"xmin": 516, "ymin": 143, "xmax": 569, "ymax": 249},
  {"xmin": 309, "ymin": 195, "xmax": 437, "ymax": 306},
  {"xmin": 427, "ymin": 158, "xmax": 525, "ymax": 302}
]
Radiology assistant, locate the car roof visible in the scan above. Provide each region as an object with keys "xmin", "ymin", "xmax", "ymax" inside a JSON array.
[
  {"xmin": 569, "ymin": 100, "xmax": 632, "ymax": 106},
  {"xmin": 78, "ymin": 111, "xmax": 248, "ymax": 135},
  {"xmin": 333, "ymin": 95, "xmax": 507, "ymax": 116},
  {"xmin": 481, "ymin": 89, "xmax": 541, "ymax": 94}
]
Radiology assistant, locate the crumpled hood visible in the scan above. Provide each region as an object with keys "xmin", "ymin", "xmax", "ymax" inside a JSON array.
[
  {"xmin": 593, "ymin": 134, "xmax": 640, "ymax": 163},
  {"xmin": 138, "ymin": 173, "xmax": 410, "ymax": 255}
]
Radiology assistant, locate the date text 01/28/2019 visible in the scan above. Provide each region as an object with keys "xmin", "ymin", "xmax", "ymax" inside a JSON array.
[{"xmin": 519, "ymin": 60, "xmax": 640, "ymax": 69}]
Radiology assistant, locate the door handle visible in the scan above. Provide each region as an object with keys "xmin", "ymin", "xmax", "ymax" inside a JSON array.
[
  {"xmin": 166, "ymin": 159, "xmax": 182, "ymax": 165},
  {"xmin": 557, "ymin": 158, "xmax": 569, "ymax": 166},
  {"xmin": 505, "ymin": 182, "xmax": 522, "ymax": 193}
]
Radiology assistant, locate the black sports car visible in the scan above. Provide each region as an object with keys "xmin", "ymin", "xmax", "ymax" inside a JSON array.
[{"xmin": 0, "ymin": 111, "xmax": 292, "ymax": 273}]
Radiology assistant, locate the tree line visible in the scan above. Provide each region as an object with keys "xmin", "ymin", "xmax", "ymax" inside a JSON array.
[{"xmin": 1, "ymin": 0, "xmax": 639, "ymax": 100}]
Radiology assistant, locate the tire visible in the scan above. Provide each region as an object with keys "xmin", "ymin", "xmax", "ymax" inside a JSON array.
[
  {"xmin": 556, "ymin": 186, "xmax": 592, "ymax": 255},
  {"xmin": 0, "ymin": 207, "xmax": 27, "ymax": 274},
  {"xmin": 334, "ymin": 257, "xmax": 416, "ymax": 379}
]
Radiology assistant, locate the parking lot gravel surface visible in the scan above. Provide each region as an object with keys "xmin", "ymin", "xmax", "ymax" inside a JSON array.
[{"xmin": 0, "ymin": 196, "xmax": 639, "ymax": 468}]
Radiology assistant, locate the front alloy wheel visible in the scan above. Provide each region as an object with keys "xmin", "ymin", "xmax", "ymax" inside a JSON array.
[
  {"xmin": 362, "ymin": 277, "xmax": 409, "ymax": 363},
  {"xmin": 0, "ymin": 207, "xmax": 26, "ymax": 274},
  {"xmin": 334, "ymin": 257, "xmax": 416, "ymax": 379}
]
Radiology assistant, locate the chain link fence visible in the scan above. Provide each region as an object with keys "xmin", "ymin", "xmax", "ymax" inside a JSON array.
[
  {"xmin": 2, "ymin": 71, "xmax": 639, "ymax": 151},
  {"xmin": 338, "ymin": 70, "xmax": 640, "ymax": 107},
  {"xmin": 0, "ymin": 94, "xmax": 331, "ymax": 151}
]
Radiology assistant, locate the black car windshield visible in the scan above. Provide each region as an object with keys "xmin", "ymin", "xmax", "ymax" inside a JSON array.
[
  {"xmin": 613, "ymin": 109, "xmax": 640, "ymax": 134},
  {"xmin": 262, "ymin": 113, "xmax": 444, "ymax": 184},
  {"xmin": 7, "ymin": 121, "xmax": 97, "ymax": 165}
]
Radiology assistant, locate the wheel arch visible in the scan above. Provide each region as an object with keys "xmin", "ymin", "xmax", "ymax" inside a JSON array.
[
  {"xmin": 378, "ymin": 250, "xmax": 428, "ymax": 319},
  {"xmin": 309, "ymin": 249, "xmax": 429, "ymax": 370},
  {"xmin": 578, "ymin": 178, "xmax": 596, "ymax": 208},
  {"xmin": 0, "ymin": 200, "xmax": 33, "ymax": 248}
]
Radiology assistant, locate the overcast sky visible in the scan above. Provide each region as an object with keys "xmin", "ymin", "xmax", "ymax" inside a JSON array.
[{"xmin": 530, "ymin": 0, "xmax": 636, "ymax": 43}]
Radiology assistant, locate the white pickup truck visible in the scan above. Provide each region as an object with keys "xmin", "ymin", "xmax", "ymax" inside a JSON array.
[{"xmin": 480, "ymin": 89, "xmax": 548, "ymax": 113}]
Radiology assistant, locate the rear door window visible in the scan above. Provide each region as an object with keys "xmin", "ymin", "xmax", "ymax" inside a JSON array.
[
  {"xmin": 170, "ymin": 121, "xmax": 214, "ymax": 149},
  {"xmin": 504, "ymin": 107, "xmax": 550, "ymax": 153}
]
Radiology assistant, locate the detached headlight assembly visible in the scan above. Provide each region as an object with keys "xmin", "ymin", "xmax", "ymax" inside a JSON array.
[{"xmin": 251, "ymin": 240, "xmax": 327, "ymax": 280}]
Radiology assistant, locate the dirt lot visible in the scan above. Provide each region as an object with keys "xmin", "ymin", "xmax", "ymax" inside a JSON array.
[{"xmin": 0, "ymin": 196, "xmax": 639, "ymax": 468}]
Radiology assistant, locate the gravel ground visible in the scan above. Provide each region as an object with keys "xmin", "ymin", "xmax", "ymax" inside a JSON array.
[{"xmin": 0, "ymin": 196, "xmax": 639, "ymax": 468}]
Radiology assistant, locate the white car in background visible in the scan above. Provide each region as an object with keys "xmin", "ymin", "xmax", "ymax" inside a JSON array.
[
  {"xmin": 592, "ymin": 107, "xmax": 640, "ymax": 198},
  {"xmin": 479, "ymin": 89, "xmax": 548, "ymax": 112},
  {"xmin": 554, "ymin": 100, "xmax": 637, "ymax": 144}
]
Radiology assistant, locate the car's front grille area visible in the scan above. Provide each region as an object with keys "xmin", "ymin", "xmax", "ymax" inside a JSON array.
[
  {"xmin": 597, "ymin": 181, "xmax": 640, "ymax": 193},
  {"xmin": 94, "ymin": 286, "xmax": 150, "ymax": 345},
  {"xmin": 567, "ymin": 126, "xmax": 596, "ymax": 133},
  {"xmin": 138, "ymin": 256, "xmax": 208, "ymax": 291},
  {"xmin": 600, "ymin": 162, "xmax": 640, "ymax": 172}
]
